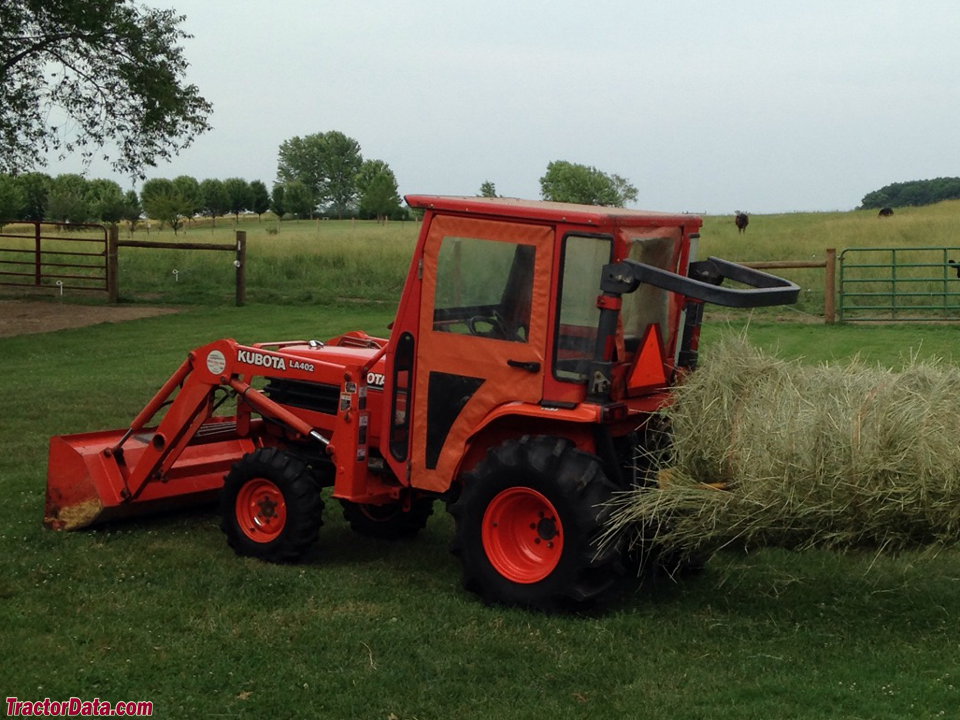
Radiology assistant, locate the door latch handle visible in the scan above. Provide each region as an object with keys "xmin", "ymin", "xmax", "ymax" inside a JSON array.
[{"xmin": 507, "ymin": 359, "xmax": 541, "ymax": 373}]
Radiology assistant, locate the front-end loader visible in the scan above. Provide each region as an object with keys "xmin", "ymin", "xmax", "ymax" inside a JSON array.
[{"xmin": 45, "ymin": 196, "xmax": 799, "ymax": 609}]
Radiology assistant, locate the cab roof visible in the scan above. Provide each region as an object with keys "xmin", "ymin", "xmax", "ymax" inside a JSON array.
[{"xmin": 405, "ymin": 195, "xmax": 702, "ymax": 231}]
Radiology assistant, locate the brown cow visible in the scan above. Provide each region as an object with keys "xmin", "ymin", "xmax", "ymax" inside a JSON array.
[{"xmin": 734, "ymin": 211, "xmax": 749, "ymax": 233}]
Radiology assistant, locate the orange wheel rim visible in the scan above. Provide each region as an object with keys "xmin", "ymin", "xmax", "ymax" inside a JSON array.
[
  {"xmin": 482, "ymin": 487, "xmax": 563, "ymax": 583},
  {"xmin": 236, "ymin": 479, "xmax": 286, "ymax": 542}
]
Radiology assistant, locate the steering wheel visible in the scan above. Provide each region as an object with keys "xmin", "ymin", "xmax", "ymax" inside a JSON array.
[{"xmin": 467, "ymin": 312, "xmax": 525, "ymax": 342}]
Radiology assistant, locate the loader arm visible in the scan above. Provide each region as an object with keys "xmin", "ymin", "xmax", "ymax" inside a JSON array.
[{"xmin": 45, "ymin": 339, "xmax": 339, "ymax": 530}]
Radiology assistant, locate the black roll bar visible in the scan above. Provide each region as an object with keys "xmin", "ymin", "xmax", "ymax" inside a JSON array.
[
  {"xmin": 586, "ymin": 256, "xmax": 800, "ymax": 401},
  {"xmin": 600, "ymin": 256, "xmax": 801, "ymax": 308}
]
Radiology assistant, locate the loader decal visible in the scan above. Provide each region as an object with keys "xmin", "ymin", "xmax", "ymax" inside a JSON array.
[
  {"xmin": 206, "ymin": 350, "xmax": 226, "ymax": 375},
  {"xmin": 237, "ymin": 349, "xmax": 287, "ymax": 371},
  {"xmin": 366, "ymin": 372, "xmax": 386, "ymax": 389}
]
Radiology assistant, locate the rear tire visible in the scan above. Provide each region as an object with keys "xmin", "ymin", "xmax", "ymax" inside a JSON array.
[
  {"xmin": 340, "ymin": 497, "xmax": 434, "ymax": 539},
  {"xmin": 221, "ymin": 447, "xmax": 323, "ymax": 562},
  {"xmin": 449, "ymin": 436, "xmax": 623, "ymax": 611}
]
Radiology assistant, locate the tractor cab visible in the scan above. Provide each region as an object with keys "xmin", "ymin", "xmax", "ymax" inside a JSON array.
[{"xmin": 383, "ymin": 197, "xmax": 718, "ymax": 496}]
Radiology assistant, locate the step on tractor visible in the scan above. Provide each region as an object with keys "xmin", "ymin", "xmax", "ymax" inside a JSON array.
[{"xmin": 45, "ymin": 196, "xmax": 799, "ymax": 610}]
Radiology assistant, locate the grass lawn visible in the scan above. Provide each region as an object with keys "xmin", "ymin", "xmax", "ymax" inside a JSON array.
[{"xmin": 3, "ymin": 305, "xmax": 960, "ymax": 718}]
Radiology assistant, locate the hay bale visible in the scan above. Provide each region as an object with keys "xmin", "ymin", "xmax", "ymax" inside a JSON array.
[{"xmin": 605, "ymin": 336, "xmax": 960, "ymax": 562}]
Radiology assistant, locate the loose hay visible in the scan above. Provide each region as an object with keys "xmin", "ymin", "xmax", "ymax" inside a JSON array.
[{"xmin": 604, "ymin": 335, "xmax": 960, "ymax": 562}]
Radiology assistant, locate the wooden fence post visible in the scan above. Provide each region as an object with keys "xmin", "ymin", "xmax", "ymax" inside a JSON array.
[
  {"xmin": 235, "ymin": 230, "xmax": 246, "ymax": 307},
  {"xmin": 34, "ymin": 221, "xmax": 42, "ymax": 287},
  {"xmin": 824, "ymin": 248, "xmax": 837, "ymax": 324},
  {"xmin": 107, "ymin": 224, "xmax": 120, "ymax": 303}
]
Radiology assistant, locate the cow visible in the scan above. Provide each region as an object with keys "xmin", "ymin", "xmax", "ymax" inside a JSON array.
[
  {"xmin": 734, "ymin": 211, "xmax": 749, "ymax": 234},
  {"xmin": 878, "ymin": 207, "xmax": 894, "ymax": 217}
]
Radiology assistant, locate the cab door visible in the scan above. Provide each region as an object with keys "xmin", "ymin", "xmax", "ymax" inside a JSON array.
[{"xmin": 409, "ymin": 214, "xmax": 554, "ymax": 492}]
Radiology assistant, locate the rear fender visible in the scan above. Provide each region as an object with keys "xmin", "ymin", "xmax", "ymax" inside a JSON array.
[{"xmin": 453, "ymin": 404, "xmax": 600, "ymax": 490}]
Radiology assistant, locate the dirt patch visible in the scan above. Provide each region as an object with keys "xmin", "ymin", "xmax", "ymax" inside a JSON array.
[{"xmin": 0, "ymin": 300, "xmax": 178, "ymax": 338}]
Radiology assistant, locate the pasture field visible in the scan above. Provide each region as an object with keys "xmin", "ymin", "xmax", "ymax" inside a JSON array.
[
  {"xmin": 7, "ymin": 199, "xmax": 960, "ymax": 316},
  {"xmin": 3, "ymin": 305, "xmax": 960, "ymax": 719}
]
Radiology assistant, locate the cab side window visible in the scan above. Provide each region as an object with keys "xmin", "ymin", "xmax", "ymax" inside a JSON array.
[{"xmin": 433, "ymin": 236, "xmax": 534, "ymax": 343}]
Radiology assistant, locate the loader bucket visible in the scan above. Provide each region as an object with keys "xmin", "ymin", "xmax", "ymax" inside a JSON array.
[{"xmin": 45, "ymin": 420, "xmax": 257, "ymax": 530}]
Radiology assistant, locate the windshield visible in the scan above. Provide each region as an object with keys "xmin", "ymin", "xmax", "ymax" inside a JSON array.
[
  {"xmin": 621, "ymin": 229, "xmax": 680, "ymax": 357},
  {"xmin": 554, "ymin": 234, "xmax": 612, "ymax": 382}
]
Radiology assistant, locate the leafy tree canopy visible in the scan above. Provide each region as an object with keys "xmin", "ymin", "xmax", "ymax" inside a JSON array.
[
  {"xmin": 0, "ymin": 174, "xmax": 25, "ymax": 223},
  {"xmin": 199, "ymin": 178, "xmax": 228, "ymax": 225},
  {"xmin": 860, "ymin": 177, "xmax": 960, "ymax": 209},
  {"xmin": 357, "ymin": 159, "xmax": 401, "ymax": 222},
  {"xmin": 539, "ymin": 161, "xmax": 638, "ymax": 207},
  {"xmin": 277, "ymin": 131, "xmax": 363, "ymax": 218},
  {"xmin": 249, "ymin": 180, "xmax": 270, "ymax": 219},
  {"xmin": 0, "ymin": 0, "xmax": 212, "ymax": 177},
  {"xmin": 16, "ymin": 172, "xmax": 51, "ymax": 220},
  {"xmin": 223, "ymin": 177, "xmax": 251, "ymax": 221},
  {"xmin": 479, "ymin": 181, "xmax": 498, "ymax": 198},
  {"xmin": 282, "ymin": 180, "xmax": 315, "ymax": 220},
  {"xmin": 269, "ymin": 184, "xmax": 286, "ymax": 220},
  {"xmin": 172, "ymin": 175, "xmax": 201, "ymax": 217},
  {"xmin": 87, "ymin": 178, "xmax": 126, "ymax": 223},
  {"xmin": 47, "ymin": 173, "xmax": 90, "ymax": 223},
  {"xmin": 141, "ymin": 177, "xmax": 191, "ymax": 233}
]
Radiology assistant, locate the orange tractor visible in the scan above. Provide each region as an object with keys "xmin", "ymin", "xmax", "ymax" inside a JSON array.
[{"xmin": 45, "ymin": 196, "xmax": 798, "ymax": 609}]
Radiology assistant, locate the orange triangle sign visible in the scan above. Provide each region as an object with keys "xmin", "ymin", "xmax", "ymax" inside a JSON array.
[{"xmin": 627, "ymin": 325, "xmax": 668, "ymax": 391}]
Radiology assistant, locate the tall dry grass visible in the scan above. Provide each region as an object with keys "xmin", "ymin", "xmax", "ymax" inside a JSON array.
[{"xmin": 7, "ymin": 199, "xmax": 960, "ymax": 308}]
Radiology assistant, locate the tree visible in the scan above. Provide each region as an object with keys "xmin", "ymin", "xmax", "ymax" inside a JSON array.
[
  {"xmin": 199, "ymin": 178, "xmax": 228, "ymax": 226},
  {"xmin": 172, "ymin": 175, "xmax": 201, "ymax": 223},
  {"xmin": 270, "ymin": 184, "xmax": 286, "ymax": 220},
  {"xmin": 141, "ymin": 177, "xmax": 192, "ymax": 233},
  {"xmin": 322, "ymin": 131, "xmax": 363, "ymax": 217},
  {"xmin": 47, "ymin": 173, "xmax": 90, "ymax": 222},
  {"xmin": 0, "ymin": 174, "xmax": 25, "ymax": 224},
  {"xmin": 276, "ymin": 136, "xmax": 323, "ymax": 208},
  {"xmin": 357, "ymin": 160, "xmax": 401, "ymax": 222},
  {"xmin": 283, "ymin": 181, "xmax": 315, "ymax": 219},
  {"xmin": 15, "ymin": 172, "xmax": 51, "ymax": 220},
  {"xmin": 277, "ymin": 130, "xmax": 362, "ymax": 218},
  {"xmin": 223, "ymin": 177, "xmax": 251, "ymax": 223},
  {"xmin": 121, "ymin": 189, "xmax": 141, "ymax": 233},
  {"xmin": 609, "ymin": 173, "xmax": 639, "ymax": 206},
  {"xmin": 479, "ymin": 181, "xmax": 498, "ymax": 198},
  {"xmin": 860, "ymin": 177, "xmax": 960, "ymax": 209},
  {"xmin": 0, "ymin": 0, "xmax": 212, "ymax": 176},
  {"xmin": 249, "ymin": 180, "xmax": 270, "ymax": 220},
  {"xmin": 539, "ymin": 161, "xmax": 638, "ymax": 207},
  {"xmin": 87, "ymin": 178, "xmax": 126, "ymax": 223}
]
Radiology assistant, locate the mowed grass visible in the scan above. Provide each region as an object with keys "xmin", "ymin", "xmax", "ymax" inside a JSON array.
[{"xmin": 3, "ymin": 306, "xmax": 960, "ymax": 719}]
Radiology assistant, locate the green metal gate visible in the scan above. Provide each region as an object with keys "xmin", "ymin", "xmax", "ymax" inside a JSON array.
[{"xmin": 839, "ymin": 246, "xmax": 960, "ymax": 321}]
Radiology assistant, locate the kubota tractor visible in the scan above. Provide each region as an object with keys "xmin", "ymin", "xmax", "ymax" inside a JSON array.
[{"xmin": 45, "ymin": 196, "xmax": 799, "ymax": 610}]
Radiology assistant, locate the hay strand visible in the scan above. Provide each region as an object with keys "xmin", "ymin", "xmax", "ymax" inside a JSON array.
[{"xmin": 604, "ymin": 335, "xmax": 960, "ymax": 562}]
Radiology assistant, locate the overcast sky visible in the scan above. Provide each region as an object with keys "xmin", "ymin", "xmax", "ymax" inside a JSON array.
[{"xmin": 47, "ymin": 0, "xmax": 960, "ymax": 214}]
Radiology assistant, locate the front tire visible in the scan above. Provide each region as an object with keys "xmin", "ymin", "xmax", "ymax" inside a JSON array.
[
  {"xmin": 221, "ymin": 447, "xmax": 323, "ymax": 562},
  {"xmin": 449, "ymin": 436, "xmax": 623, "ymax": 611}
]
